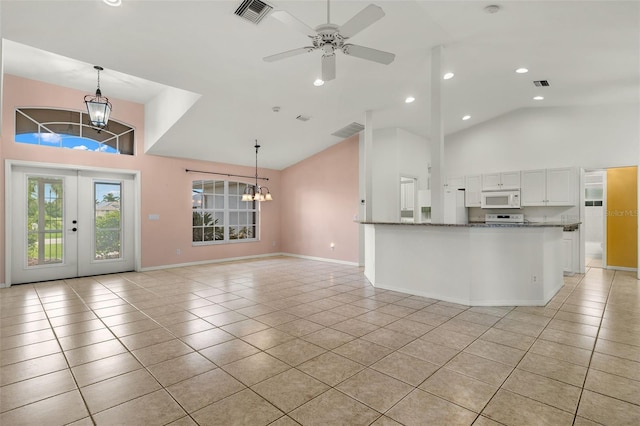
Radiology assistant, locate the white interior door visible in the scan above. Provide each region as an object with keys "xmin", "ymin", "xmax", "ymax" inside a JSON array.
[{"xmin": 10, "ymin": 166, "xmax": 135, "ymax": 284}]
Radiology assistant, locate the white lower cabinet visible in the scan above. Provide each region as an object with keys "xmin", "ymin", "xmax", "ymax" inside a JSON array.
[{"xmin": 562, "ymin": 231, "xmax": 578, "ymax": 274}]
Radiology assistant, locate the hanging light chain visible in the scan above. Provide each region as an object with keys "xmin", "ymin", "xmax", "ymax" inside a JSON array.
[{"xmin": 94, "ymin": 65, "xmax": 104, "ymax": 96}]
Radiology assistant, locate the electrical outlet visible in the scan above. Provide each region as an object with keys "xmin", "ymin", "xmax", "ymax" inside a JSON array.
[
  {"xmin": 531, "ymin": 275, "xmax": 537, "ymax": 284},
  {"xmin": 176, "ymin": 248, "xmax": 181, "ymax": 255},
  {"xmin": 272, "ymin": 241, "xmax": 276, "ymax": 247}
]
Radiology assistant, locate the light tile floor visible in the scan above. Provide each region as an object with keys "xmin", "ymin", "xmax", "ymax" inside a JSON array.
[{"xmin": 1, "ymin": 256, "xmax": 639, "ymax": 425}]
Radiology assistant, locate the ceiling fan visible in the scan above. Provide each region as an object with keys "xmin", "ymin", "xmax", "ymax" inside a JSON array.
[{"xmin": 264, "ymin": 0, "xmax": 395, "ymax": 82}]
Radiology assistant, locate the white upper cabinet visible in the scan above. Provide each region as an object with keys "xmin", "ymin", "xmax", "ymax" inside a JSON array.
[
  {"xmin": 500, "ymin": 171, "xmax": 521, "ymax": 189},
  {"xmin": 465, "ymin": 175, "xmax": 482, "ymax": 207},
  {"xmin": 481, "ymin": 173, "xmax": 501, "ymax": 190},
  {"xmin": 521, "ymin": 167, "xmax": 576, "ymax": 206},
  {"xmin": 546, "ymin": 168, "xmax": 576, "ymax": 206},
  {"xmin": 446, "ymin": 176, "xmax": 465, "ymax": 189},
  {"xmin": 520, "ymin": 169, "xmax": 546, "ymax": 205},
  {"xmin": 481, "ymin": 171, "xmax": 520, "ymax": 191}
]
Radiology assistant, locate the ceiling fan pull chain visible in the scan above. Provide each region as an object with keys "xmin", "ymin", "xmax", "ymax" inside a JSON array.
[{"xmin": 327, "ymin": 0, "xmax": 330, "ymax": 24}]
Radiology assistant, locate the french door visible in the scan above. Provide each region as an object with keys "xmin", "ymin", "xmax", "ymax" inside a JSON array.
[{"xmin": 10, "ymin": 166, "xmax": 135, "ymax": 284}]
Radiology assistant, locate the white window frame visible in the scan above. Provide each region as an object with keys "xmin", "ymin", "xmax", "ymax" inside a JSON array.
[{"xmin": 192, "ymin": 179, "xmax": 258, "ymax": 245}]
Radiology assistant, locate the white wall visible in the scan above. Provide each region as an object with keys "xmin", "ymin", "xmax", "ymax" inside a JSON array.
[
  {"xmin": 370, "ymin": 128, "xmax": 430, "ymax": 222},
  {"xmin": 372, "ymin": 128, "xmax": 399, "ymax": 222},
  {"xmin": 445, "ymin": 103, "xmax": 639, "ymax": 274},
  {"xmin": 445, "ymin": 104, "xmax": 639, "ymax": 175},
  {"xmin": 398, "ymin": 128, "xmax": 430, "ymax": 192}
]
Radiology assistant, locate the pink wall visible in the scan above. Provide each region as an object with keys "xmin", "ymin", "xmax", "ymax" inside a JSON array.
[
  {"xmin": 280, "ymin": 136, "xmax": 360, "ymax": 263},
  {"xmin": 1, "ymin": 75, "xmax": 282, "ymax": 282}
]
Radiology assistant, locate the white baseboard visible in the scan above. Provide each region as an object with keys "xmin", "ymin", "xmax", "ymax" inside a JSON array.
[
  {"xmin": 373, "ymin": 281, "xmax": 561, "ymax": 307},
  {"xmin": 138, "ymin": 253, "xmax": 287, "ymax": 272},
  {"xmin": 279, "ymin": 253, "xmax": 360, "ymax": 267},
  {"xmin": 139, "ymin": 252, "xmax": 359, "ymax": 272},
  {"xmin": 605, "ymin": 266, "xmax": 638, "ymax": 272}
]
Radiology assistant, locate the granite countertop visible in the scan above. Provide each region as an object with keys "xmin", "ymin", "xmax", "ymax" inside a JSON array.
[{"xmin": 359, "ymin": 221, "xmax": 581, "ymax": 231}]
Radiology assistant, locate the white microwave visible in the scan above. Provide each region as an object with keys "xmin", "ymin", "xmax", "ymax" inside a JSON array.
[{"xmin": 481, "ymin": 190, "xmax": 521, "ymax": 209}]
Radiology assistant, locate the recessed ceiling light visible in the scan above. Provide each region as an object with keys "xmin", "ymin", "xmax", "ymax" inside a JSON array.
[
  {"xmin": 515, "ymin": 68, "xmax": 529, "ymax": 74},
  {"xmin": 405, "ymin": 96, "xmax": 416, "ymax": 104},
  {"xmin": 533, "ymin": 96, "xmax": 544, "ymax": 100},
  {"xmin": 103, "ymin": 0, "xmax": 122, "ymax": 6},
  {"xmin": 313, "ymin": 79, "xmax": 324, "ymax": 87},
  {"xmin": 443, "ymin": 72, "xmax": 455, "ymax": 80},
  {"xmin": 462, "ymin": 115, "xmax": 471, "ymax": 121}
]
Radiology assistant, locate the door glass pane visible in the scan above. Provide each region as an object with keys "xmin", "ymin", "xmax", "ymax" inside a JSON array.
[
  {"xmin": 27, "ymin": 177, "xmax": 64, "ymax": 265},
  {"xmin": 94, "ymin": 182, "xmax": 122, "ymax": 260}
]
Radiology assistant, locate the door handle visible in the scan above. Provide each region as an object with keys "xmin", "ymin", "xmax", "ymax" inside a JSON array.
[{"xmin": 71, "ymin": 227, "xmax": 77, "ymax": 232}]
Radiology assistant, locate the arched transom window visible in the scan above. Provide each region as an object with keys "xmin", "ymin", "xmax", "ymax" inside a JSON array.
[{"xmin": 15, "ymin": 108, "xmax": 135, "ymax": 155}]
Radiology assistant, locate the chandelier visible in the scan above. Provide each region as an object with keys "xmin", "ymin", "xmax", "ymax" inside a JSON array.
[
  {"xmin": 242, "ymin": 141, "xmax": 273, "ymax": 202},
  {"xmin": 84, "ymin": 65, "xmax": 112, "ymax": 130}
]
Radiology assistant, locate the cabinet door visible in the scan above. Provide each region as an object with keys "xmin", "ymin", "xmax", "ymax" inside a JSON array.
[
  {"xmin": 521, "ymin": 169, "xmax": 546, "ymax": 206},
  {"xmin": 481, "ymin": 173, "xmax": 502, "ymax": 191},
  {"xmin": 465, "ymin": 175, "xmax": 482, "ymax": 207},
  {"xmin": 447, "ymin": 176, "xmax": 465, "ymax": 189},
  {"xmin": 562, "ymin": 236, "xmax": 573, "ymax": 273},
  {"xmin": 546, "ymin": 168, "xmax": 575, "ymax": 206},
  {"xmin": 500, "ymin": 171, "xmax": 521, "ymax": 189}
]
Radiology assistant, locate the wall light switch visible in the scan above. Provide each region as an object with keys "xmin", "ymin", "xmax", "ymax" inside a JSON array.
[{"xmin": 148, "ymin": 214, "xmax": 160, "ymax": 220}]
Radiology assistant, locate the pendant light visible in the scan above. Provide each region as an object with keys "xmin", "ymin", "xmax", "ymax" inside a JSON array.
[
  {"xmin": 84, "ymin": 65, "xmax": 112, "ymax": 130},
  {"xmin": 242, "ymin": 141, "xmax": 273, "ymax": 202}
]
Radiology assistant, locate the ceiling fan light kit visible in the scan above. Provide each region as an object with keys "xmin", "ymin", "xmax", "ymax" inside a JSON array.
[{"xmin": 264, "ymin": 0, "xmax": 395, "ymax": 82}]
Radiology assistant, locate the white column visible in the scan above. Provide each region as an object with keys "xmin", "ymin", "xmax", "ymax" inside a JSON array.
[
  {"xmin": 430, "ymin": 45, "xmax": 445, "ymax": 224},
  {"xmin": 364, "ymin": 110, "xmax": 374, "ymax": 221}
]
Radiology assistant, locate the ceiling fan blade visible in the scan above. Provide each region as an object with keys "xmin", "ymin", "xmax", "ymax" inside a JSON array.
[
  {"xmin": 322, "ymin": 54, "xmax": 336, "ymax": 81},
  {"xmin": 264, "ymin": 47, "xmax": 315, "ymax": 62},
  {"xmin": 342, "ymin": 44, "xmax": 395, "ymax": 65},
  {"xmin": 338, "ymin": 4, "xmax": 385, "ymax": 39},
  {"xmin": 271, "ymin": 10, "xmax": 316, "ymax": 37}
]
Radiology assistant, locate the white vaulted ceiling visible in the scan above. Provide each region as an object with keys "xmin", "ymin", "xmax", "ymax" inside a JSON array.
[{"xmin": 1, "ymin": 1, "xmax": 638, "ymax": 170}]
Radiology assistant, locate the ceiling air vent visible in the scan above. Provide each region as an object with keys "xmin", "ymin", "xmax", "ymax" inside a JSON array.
[
  {"xmin": 533, "ymin": 80, "xmax": 550, "ymax": 87},
  {"xmin": 332, "ymin": 122, "xmax": 365, "ymax": 139},
  {"xmin": 234, "ymin": 0, "xmax": 273, "ymax": 24}
]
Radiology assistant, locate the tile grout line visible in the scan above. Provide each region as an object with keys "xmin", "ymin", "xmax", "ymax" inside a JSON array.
[
  {"xmin": 475, "ymin": 269, "xmax": 594, "ymax": 423},
  {"xmin": 356, "ymin": 303, "xmax": 516, "ymax": 424},
  {"xmin": 570, "ymin": 269, "xmax": 627, "ymax": 424},
  {"xmin": 61, "ymin": 275, "xmax": 206, "ymax": 424},
  {"xmin": 33, "ymin": 281, "xmax": 98, "ymax": 426},
  {"xmin": 2, "ymin": 261, "xmax": 636, "ymax": 425}
]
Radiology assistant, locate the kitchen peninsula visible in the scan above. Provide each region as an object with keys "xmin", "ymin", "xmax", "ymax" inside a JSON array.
[{"xmin": 362, "ymin": 221, "xmax": 580, "ymax": 306}]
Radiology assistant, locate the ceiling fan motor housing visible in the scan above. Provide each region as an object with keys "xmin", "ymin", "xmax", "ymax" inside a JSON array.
[{"xmin": 264, "ymin": 2, "xmax": 394, "ymax": 81}]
